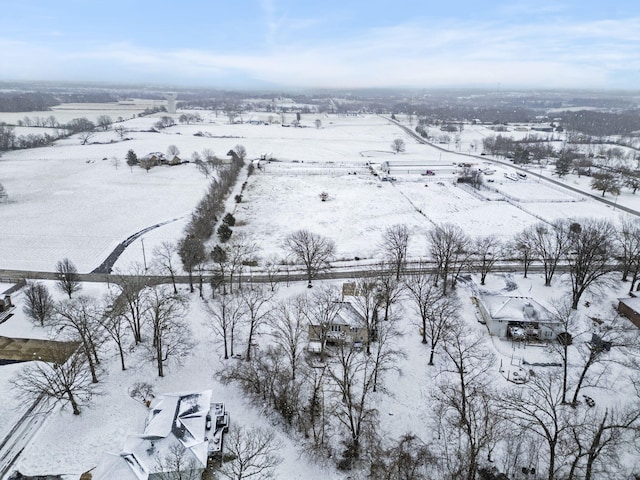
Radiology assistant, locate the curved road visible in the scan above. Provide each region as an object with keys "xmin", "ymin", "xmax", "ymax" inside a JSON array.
[{"xmin": 91, "ymin": 216, "xmax": 183, "ymax": 274}]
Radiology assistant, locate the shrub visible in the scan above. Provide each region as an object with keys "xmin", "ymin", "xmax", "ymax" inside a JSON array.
[
  {"xmin": 217, "ymin": 223, "xmax": 233, "ymax": 242},
  {"xmin": 223, "ymin": 213, "xmax": 236, "ymax": 226}
]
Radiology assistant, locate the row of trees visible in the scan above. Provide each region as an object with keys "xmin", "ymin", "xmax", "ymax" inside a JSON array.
[
  {"xmin": 377, "ymin": 218, "xmax": 629, "ymax": 312},
  {"xmin": 482, "ymin": 134, "xmax": 557, "ymax": 163}
]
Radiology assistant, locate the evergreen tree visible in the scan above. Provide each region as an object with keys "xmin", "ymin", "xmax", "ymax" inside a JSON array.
[
  {"xmin": 217, "ymin": 223, "xmax": 233, "ymax": 242},
  {"xmin": 126, "ymin": 149, "xmax": 138, "ymax": 166}
]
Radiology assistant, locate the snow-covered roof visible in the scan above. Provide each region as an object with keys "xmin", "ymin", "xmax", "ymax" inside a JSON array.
[
  {"xmin": 93, "ymin": 390, "xmax": 212, "ymax": 480},
  {"xmin": 336, "ymin": 302, "xmax": 364, "ymax": 327},
  {"xmin": 482, "ymin": 296, "xmax": 555, "ymax": 324},
  {"xmin": 91, "ymin": 451, "xmax": 148, "ymax": 480},
  {"xmin": 619, "ymin": 297, "xmax": 640, "ymax": 313}
]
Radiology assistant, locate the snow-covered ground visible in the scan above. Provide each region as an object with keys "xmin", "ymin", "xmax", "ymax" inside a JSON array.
[
  {"xmin": 0, "ymin": 111, "xmax": 635, "ymax": 273},
  {"xmin": 0, "ymin": 107, "xmax": 639, "ymax": 478}
]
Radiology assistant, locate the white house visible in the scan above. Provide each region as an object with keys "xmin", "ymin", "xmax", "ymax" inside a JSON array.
[{"xmin": 478, "ymin": 295, "xmax": 561, "ymax": 341}]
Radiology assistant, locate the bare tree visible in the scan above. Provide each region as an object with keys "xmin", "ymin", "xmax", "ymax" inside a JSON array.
[
  {"xmin": 526, "ymin": 220, "xmax": 571, "ymax": 287},
  {"xmin": 548, "ymin": 297, "xmax": 580, "ymax": 404},
  {"xmin": 269, "ymin": 296, "xmax": 307, "ymax": 380},
  {"xmin": 435, "ymin": 323, "xmax": 500, "ymax": 480},
  {"xmin": 300, "ymin": 359, "xmax": 330, "ymax": 450},
  {"xmin": 23, "ymin": 281, "xmax": 54, "ymax": 326},
  {"xmin": 568, "ymin": 404, "xmax": 640, "ymax": 480},
  {"xmin": 233, "ymin": 144, "xmax": 247, "ymax": 161},
  {"xmin": 193, "ymin": 152, "xmax": 211, "ymax": 178},
  {"xmin": 501, "ymin": 371, "xmax": 574, "ymax": 480},
  {"xmin": 225, "ymin": 233, "xmax": 260, "ymax": 292},
  {"xmin": 101, "ymin": 293, "xmax": 130, "ymax": 371},
  {"xmin": 96, "ymin": 114, "xmax": 112, "ymax": 131},
  {"xmin": 379, "ymin": 224, "xmax": 410, "ymax": 280},
  {"xmin": 113, "ymin": 125, "xmax": 128, "ymax": 141},
  {"xmin": 154, "ymin": 442, "xmax": 203, "ymax": 480},
  {"xmin": 391, "ymin": 138, "xmax": 406, "ymax": 154},
  {"xmin": 472, "ymin": 235, "xmax": 502, "ymax": 285},
  {"xmin": 153, "ymin": 241, "xmax": 179, "ymax": 294},
  {"xmin": 569, "ymin": 318, "xmax": 630, "ymax": 407},
  {"xmin": 54, "ymin": 296, "xmax": 104, "ymax": 383},
  {"xmin": 78, "ymin": 130, "xmax": 96, "ymax": 145},
  {"xmin": 565, "ymin": 219, "xmax": 616, "ymax": 310},
  {"xmin": 219, "ymin": 425, "xmax": 283, "ymax": 480},
  {"xmin": 511, "ymin": 229, "xmax": 537, "ymax": 278},
  {"xmin": 139, "ymin": 155, "xmax": 156, "ymax": 172},
  {"xmin": 262, "ymin": 254, "xmax": 282, "ymax": 292},
  {"xmin": 167, "ymin": 144, "xmax": 180, "ymax": 158},
  {"xmin": 404, "ymin": 270, "xmax": 457, "ymax": 365},
  {"xmin": 369, "ymin": 433, "xmax": 436, "ymax": 480},
  {"xmin": 284, "ymin": 229, "xmax": 336, "ymax": 286},
  {"xmin": 11, "ymin": 344, "xmax": 96, "ymax": 415},
  {"xmin": 302, "ymin": 285, "xmax": 343, "ymax": 361},
  {"xmin": 110, "ymin": 155, "xmax": 121, "ymax": 170},
  {"xmin": 111, "ymin": 264, "xmax": 149, "ymax": 344},
  {"xmin": 428, "ymin": 223, "xmax": 471, "ymax": 294},
  {"xmin": 55, "ymin": 257, "xmax": 82, "ymax": 298},
  {"xmin": 328, "ymin": 342, "xmax": 378, "ymax": 467},
  {"xmin": 211, "ymin": 245, "xmax": 230, "ymax": 295},
  {"xmin": 617, "ymin": 217, "xmax": 640, "ymax": 289},
  {"xmin": 348, "ymin": 277, "xmax": 381, "ymax": 355},
  {"xmin": 374, "ymin": 263, "xmax": 404, "ymax": 322},
  {"xmin": 239, "ymin": 285, "xmax": 273, "ymax": 361},
  {"xmin": 369, "ymin": 310, "xmax": 404, "ymax": 393},
  {"xmin": 203, "ymin": 292, "xmax": 244, "ymax": 360},
  {"xmin": 144, "ymin": 286, "xmax": 193, "ymax": 377}
]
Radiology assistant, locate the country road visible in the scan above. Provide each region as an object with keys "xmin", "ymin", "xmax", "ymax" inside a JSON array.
[
  {"xmin": 0, "ymin": 395, "xmax": 51, "ymax": 479},
  {"xmin": 385, "ymin": 116, "xmax": 640, "ymax": 219}
]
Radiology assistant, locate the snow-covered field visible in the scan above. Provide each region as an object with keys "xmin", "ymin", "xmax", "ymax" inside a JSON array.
[
  {"xmin": 1, "ymin": 110, "xmax": 630, "ymax": 273},
  {"xmin": 1, "ymin": 106, "xmax": 639, "ymax": 478}
]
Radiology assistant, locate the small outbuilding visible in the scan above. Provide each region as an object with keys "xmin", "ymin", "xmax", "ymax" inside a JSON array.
[{"xmin": 617, "ymin": 297, "xmax": 640, "ymax": 329}]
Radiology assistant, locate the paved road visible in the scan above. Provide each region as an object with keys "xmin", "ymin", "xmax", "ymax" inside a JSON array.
[
  {"xmin": 91, "ymin": 216, "xmax": 183, "ymax": 274},
  {"xmin": 0, "ymin": 395, "xmax": 50, "ymax": 480},
  {"xmin": 384, "ymin": 116, "xmax": 640, "ymax": 219}
]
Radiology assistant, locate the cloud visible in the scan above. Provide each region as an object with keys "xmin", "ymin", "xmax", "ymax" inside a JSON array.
[{"xmin": 1, "ymin": 14, "xmax": 639, "ymax": 89}]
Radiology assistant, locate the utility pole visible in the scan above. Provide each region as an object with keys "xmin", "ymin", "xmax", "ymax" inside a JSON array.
[{"xmin": 141, "ymin": 238, "xmax": 147, "ymax": 270}]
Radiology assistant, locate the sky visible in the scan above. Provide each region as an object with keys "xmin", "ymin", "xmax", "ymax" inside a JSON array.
[{"xmin": 1, "ymin": 0, "xmax": 640, "ymax": 90}]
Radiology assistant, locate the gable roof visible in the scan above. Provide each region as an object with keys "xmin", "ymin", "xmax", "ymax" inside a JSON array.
[
  {"xmin": 482, "ymin": 296, "xmax": 555, "ymax": 324},
  {"xmin": 93, "ymin": 390, "xmax": 212, "ymax": 479}
]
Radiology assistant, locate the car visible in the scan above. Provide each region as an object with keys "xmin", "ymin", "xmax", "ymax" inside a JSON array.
[
  {"xmin": 206, "ymin": 414, "xmax": 212, "ymax": 430},
  {"xmin": 423, "ymin": 170, "xmax": 435, "ymax": 176}
]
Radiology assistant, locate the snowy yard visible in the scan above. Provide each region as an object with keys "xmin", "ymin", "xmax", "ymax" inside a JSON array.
[{"xmin": 0, "ymin": 107, "xmax": 639, "ymax": 479}]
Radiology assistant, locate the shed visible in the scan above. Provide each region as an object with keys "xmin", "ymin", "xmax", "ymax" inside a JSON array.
[{"xmin": 617, "ymin": 297, "xmax": 640, "ymax": 329}]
